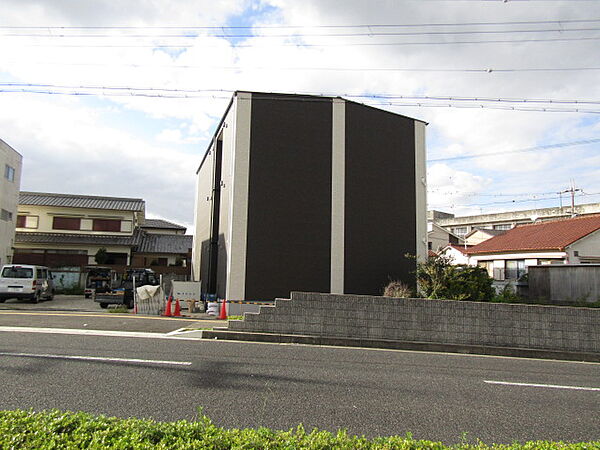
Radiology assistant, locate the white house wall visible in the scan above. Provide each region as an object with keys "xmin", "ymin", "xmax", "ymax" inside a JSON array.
[{"xmin": 567, "ymin": 229, "xmax": 600, "ymax": 263}]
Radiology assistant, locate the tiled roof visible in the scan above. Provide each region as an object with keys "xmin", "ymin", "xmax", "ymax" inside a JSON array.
[
  {"xmin": 19, "ymin": 191, "xmax": 145, "ymax": 212},
  {"xmin": 15, "ymin": 231, "xmax": 142, "ymax": 246},
  {"xmin": 136, "ymin": 233, "xmax": 193, "ymax": 254},
  {"xmin": 141, "ymin": 219, "xmax": 186, "ymax": 230},
  {"xmin": 467, "ymin": 215, "xmax": 600, "ymax": 255}
]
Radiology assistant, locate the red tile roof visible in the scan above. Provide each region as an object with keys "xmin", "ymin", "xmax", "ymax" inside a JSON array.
[{"xmin": 466, "ymin": 214, "xmax": 600, "ymax": 255}]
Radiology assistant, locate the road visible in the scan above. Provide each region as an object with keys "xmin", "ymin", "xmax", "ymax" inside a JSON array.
[{"xmin": 1, "ymin": 323, "xmax": 599, "ymax": 445}]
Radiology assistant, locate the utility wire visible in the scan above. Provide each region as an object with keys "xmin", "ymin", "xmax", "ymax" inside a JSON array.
[
  {"xmin": 4, "ymin": 27, "xmax": 600, "ymax": 38},
  {"xmin": 4, "ymin": 61, "xmax": 600, "ymax": 74},
  {"xmin": 2, "ymin": 18, "xmax": 599, "ymax": 29},
  {"xmin": 12, "ymin": 36, "xmax": 600, "ymax": 47},
  {"xmin": 1, "ymin": 84, "xmax": 598, "ymax": 106},
  {"xmin": 2, "ymin": 87, "xmax": 600, "ymax": 114},
  {"xmin": 428, "ymin": 138, "xmax": 600, "ymax": 162}
]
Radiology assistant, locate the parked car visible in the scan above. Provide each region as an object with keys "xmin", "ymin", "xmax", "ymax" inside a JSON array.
[
  {"xmin": 0, "ymin": 264, "xmax": 55, "ymax": 303},
  {"xmin": 93, "ymin": 268, "xmax": 159, "ymax": 309},
  {"xmin": 84, "ymin": 266, "xmax": 113, "ymax": 298}
]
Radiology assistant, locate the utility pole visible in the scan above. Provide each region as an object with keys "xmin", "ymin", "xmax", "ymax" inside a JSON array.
[{"xmin": 558, "ymin": 181, "xmax": 582, "ymax": 217}]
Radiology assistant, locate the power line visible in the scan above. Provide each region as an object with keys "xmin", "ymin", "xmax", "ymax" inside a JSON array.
[
  {"xmin": 4, "ymin": 61, "xmax": 600, "ymax": 74},
  {"xmin": 12, "ymin": 36, "xmax": 600, "ymax": 48},
  {"xmin": 4, "ymin": 26, "xmax": 600, "ymax": 38},
  {"xmin": 1, "ymin": 83, "xmax": 598, "ymax": 105},
  {"xmin": 428, "ymin": 138, "xmax": 600, "ymax": 162},
  {"xmin": 3, "ymin": 18, "xmax": 600, "ymax": 30}
]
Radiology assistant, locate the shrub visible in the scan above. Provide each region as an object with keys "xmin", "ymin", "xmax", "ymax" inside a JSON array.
[
  {"xmin": 492, "ymin": 284, "xmax": 522, "ymax": 303},
  {"xmin": 416, "ymin": 254, "xmax": 495, "ymax": 302},
  {"xmin": 1, "ymin": 409, "xmax": 597, "ymax": 449},
  {"xmin": 94, "ymin": 247, "xmax": 109, "ymax": 265},
  {"xmin": 383, "ymin": 280, "xmax": 413, "ymax": 298}
]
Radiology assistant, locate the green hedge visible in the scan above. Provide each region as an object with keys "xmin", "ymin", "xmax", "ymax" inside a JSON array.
[{"xmin": 1, "ymin": 410, "xmax": 598, "ymax": 449}]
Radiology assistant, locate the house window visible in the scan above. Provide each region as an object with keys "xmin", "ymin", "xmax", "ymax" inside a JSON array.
[
  {"xmin": 52, "ymin": 216, "xmax": 81, "ymax": 230},
  {"xmin": 452, "ymin": 227, "xmax": 468, "ymax": 236},
  {"xmin": 93, "ymin": 219, "xmax": 121, "ymax": 232},
  {"xmin": 4, "ymin": 165, "xmax": 15, "ymax": 182},
  {"xmin": 16, "ymin": 215, "xmax": 26, "ymax": 228},
  {"xmin": 505, "ymin": 260, "xmax": 526, "ymax": 280},
  {"xmin": 0, "ymin": 209, "xmax": 13, "ymax": 221},
  {"xmin": 493, "ymin": 223, "xmax": 512, "ymax": 231}
]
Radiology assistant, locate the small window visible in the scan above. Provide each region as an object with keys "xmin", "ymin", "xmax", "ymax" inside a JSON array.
[
  {"xmin": 452, "ymin": 227, "xmax": 468, "ymax": 236},
  {"xmin": 0, "ymin": 209, "xmax": 13, "ymax": 222},
  {"xmin": 16, "ymin": 215, "xmax": 26, "ymax": 228},
  {"xmin": 493, "ymin": 224, "xmax": 513, "ymax": 231},
  {"xmin": 4, "ymin": 165, "xmax": 15, "ymax": 182},
  {"xmin": 92, "ymin": 219, "xmax": 121, "ymax": 232},
  {"xmin": 53, "ymin": 217, "xmax": 81, "ymax": 230}
]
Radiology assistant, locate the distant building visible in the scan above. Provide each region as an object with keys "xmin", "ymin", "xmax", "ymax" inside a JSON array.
[
  {"xmin": 0, "ymin": 139, "xmax": 22, "ymax": 266},
  {"xmin": 464, "ymin": 228, "xmax": 506, "ymax": 246},
  {"xmin": 467, "ymin": 214, "xmax": 600, "ymax": 280},
  {"xmin": 141, "ymin": 219, "xmax": 186, "ymax": 235},
  {"xmin": 194, "ymin": 91, "xmax": 427, "ymax": 300},
  {"xmin": 427, "ymin": 222, "xmax": 463, "ymax": 253},
  {"xmin": 14, "ymin": 191, "xmax": 191, "ymax": 274},
  {"xmin": 429, "ymin": 203, "xmax": 600, "ymax": 238}
]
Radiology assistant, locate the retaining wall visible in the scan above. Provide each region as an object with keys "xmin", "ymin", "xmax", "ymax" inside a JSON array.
[{"xmin": 228, "ymin": 291, "xmax": 600, "ymax": 354}]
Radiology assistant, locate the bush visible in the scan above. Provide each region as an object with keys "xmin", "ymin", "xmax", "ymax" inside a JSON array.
[
  {"xmin": 492, "ymin": 284, "xmax": 522, "ymax": 303},
  {"xmin": 0, "ymin": 409, "xmax": 597, "ymax": 449},
  {"xmin": 94, "ymin": 247, "xmax": 109, "ymax": 265},
  {"xmin": 383, "ymin": 280, "xmax": 413, "ymax": 298},
  {"xmin": 416, "ymin": 254, "xmax": 495, "ymax": 302}
]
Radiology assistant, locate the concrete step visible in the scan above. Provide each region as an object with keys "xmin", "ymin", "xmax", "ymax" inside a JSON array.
[{"xmin": 198, "ymin": 329, "xmax": 600, "ymax": 362}]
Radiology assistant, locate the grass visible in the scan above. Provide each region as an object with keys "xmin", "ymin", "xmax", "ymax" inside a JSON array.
[
  {"xmin": 1, "ymin": 409, "xmax": 598, "ymax": 449},
  {"xmin": 107, "ymin": 307, "xmax": 129, "ymax": 314},
  {"xmin": 228, "ymin": 315, "xmax": 244, "ymax": 321}
]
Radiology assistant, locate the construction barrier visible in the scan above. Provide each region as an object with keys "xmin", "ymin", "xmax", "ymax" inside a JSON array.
[{"xmin": 135, "ymin": 285, "xmax": 164, "ymax": 315}]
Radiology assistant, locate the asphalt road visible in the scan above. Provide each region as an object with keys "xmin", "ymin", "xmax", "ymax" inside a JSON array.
[{"xmin": 1, "ymin": 328, "xmax": 599, "ymax": 445}]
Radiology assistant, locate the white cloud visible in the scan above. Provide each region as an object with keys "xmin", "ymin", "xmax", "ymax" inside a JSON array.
[{"xmin": 0, "ymin": 0, "xmax": 598, "ymax": 225}]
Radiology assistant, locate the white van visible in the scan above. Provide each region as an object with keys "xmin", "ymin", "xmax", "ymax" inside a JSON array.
[{"xmin": 0, "ymin": 264, "xmax": 55, "ymax": 303}]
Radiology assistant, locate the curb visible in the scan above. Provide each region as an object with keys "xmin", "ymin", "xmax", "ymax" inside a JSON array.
[{"xmin": 200, "ymin": 329, "xmax": 600, "ymax": 362}]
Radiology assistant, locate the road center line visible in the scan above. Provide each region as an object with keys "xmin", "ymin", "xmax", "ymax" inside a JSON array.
[
  {"xmin": 0, "ymin": 351, "xmax": 192, "ymax": 366},
  {"xmin": 485, "ymin": 380, "xmax": 600, "ymax": 391}
]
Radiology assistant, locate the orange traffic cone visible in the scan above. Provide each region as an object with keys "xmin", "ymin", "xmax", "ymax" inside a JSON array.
[
  {"xmin": 173, "ymin": 298, "xmax": 182, "ymax": 317},
  {"xmin": 218, "ymin": 299, "xmax": 227, "ymax": 320},
  {"xmin": 164, "ymin": 295, "xmax": 172, "ymax": 317}
]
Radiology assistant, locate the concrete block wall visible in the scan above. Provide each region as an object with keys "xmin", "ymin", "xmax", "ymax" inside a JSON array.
[{"xmin": 227, "ymin": 291, "xmax": 600, "ymax": 354}]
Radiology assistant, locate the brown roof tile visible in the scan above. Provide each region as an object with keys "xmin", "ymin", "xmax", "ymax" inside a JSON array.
[{"xmin": 466, "ymin": 214, "xmax": 600, "ymax": 255}]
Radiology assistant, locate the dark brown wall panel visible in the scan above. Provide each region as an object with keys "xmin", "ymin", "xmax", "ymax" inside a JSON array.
[
  {"xmin": 245, "ymin": 94, "xmax": 332, "ymax": 300},
  {"xmin": 344, "ymin": 102, "xmax": 416, "ymax": 295}
]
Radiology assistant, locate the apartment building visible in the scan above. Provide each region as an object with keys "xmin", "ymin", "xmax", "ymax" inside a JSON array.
[
  {"xmin": 0, "ymin": 139, "xmax": 23, "ymax": 266},
  {"xmin": 194, "ymin": 91, "xmax": 427, "ymax": 301},
  {"xmin": 430, "ymin": 203, "xmax": 600, "ymax": 238}
]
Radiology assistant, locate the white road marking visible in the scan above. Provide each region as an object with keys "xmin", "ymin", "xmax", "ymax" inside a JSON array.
[
  {"xmin": 0, "ymin": 351, "xmax": 192, "ymax": 366},
  {"xmin": 0, "ymin": 326, "xmax": 202, "ymax": 340},
  {"xmin": 485, "ymin": 380, "xmax": 600, "ymax": 391}
]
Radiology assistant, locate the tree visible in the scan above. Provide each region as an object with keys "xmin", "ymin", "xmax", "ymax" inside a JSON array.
[
  {"xmin": 94, "ymin": 247, "xmax": 109, "ymax": 265},
  {"xmin": 416, "ymin": 254, "xmax": 494, "ymax": 302}
]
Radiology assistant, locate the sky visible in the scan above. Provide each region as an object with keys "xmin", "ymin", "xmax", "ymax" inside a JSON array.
[{"xmin": 0, "ymin": 0, "xmax": 599, "ymax": 232}]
